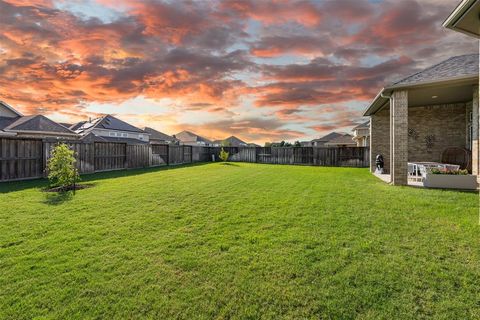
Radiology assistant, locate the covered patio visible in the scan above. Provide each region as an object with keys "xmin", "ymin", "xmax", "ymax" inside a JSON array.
[{"xmin": 364, "ymin": 54, "xmax": 479, "ymax": 187}]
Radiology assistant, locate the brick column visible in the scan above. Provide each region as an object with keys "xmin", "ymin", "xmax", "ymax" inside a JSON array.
[
  {"xmin": 390, "ymin": 90, "xmax": 408, "ymax": 185},
  {"xmin": 472, "ymin": 85, "xmax": 479, "ymax": 176}
]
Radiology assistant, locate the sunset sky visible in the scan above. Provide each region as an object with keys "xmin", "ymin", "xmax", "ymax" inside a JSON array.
[{"xmin": 0, "ymin": 0, "xmax": 477, "ymax": 144}]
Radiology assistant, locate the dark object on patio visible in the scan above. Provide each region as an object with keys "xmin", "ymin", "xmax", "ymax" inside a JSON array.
[
  {"xmin": 375, "ymin": 154, "xmax": 384, "ymax": 174},
  {"xmin": 441, "ymin": 147, "xmax": 471, "ymax": 172}
]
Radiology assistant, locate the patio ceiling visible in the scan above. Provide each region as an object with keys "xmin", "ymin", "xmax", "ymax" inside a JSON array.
[
  {"xmin": 407, "ymin": 81, "xmax": 475, "ymax": 107},
  {"xmin": 365, "ymin": 78, "xmax": 477, "ymax": 114}
]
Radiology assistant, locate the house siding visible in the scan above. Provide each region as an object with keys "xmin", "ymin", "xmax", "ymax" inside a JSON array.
[
  {"xmin": 91, "ymin": 128, "xmax": 149, "ymax": 142},
  {"xmin": 0, "ymin": 108, "xmax": 18, "ymax": 118}
]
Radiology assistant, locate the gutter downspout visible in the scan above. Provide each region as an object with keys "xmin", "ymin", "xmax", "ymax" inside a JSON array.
[{"xmin": 380, "ymin": 91, "xmax": 392, "ymax": 100}]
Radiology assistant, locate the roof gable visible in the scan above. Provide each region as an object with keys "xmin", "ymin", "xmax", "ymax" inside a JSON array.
[
  {"xmin": 175, "ymin": 130, "xmax": 212, "ymax": 144},
  {"xmin": 215, "ymin": 135, "xmax": 248, "ymax": 146},
  {"xmin": 144, "ymin": 127, "xmax": 177, "ymax": 141},
  {"xmin": 314, "ymin": 132, "xmax": 343, "ymax": 142},
  {"xmin": 443, "ymin": 0, "xmax": 480, "ymax": 38},
  {"xmin": 4, "ymin": 115, "xmax": 75, "ymax": 134}
]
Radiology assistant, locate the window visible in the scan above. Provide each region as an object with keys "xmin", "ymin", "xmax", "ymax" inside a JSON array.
[
  {"xmin": 109, "ymin": 132, "xmax": 116, "ymax": 137},
  {"xmin": 139, "ymin": 134, "xmax": 144, "ymax": 140},
  {"xmin": 122, "ymin": 133, "xmax": 127, "ymax": 137}
]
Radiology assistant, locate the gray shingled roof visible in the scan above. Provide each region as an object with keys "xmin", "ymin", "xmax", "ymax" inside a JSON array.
[
  {"xmin": 0, "ymin": 115, "xmax": 74, "ymax": 134},
  {"xmin": 324, "ymin": 134, "xmax": 356, "ymax": 146},
  {"xmin": 214, "ymin": 136, "xmax": 248, "ymax": 146},
  {"xmin": 364, "ymin": 54, "xmax": 479, "ymax": 116},
  {"xmin": 76, "ymin": 115, "xmax": 145, "ymax": 134},
  {"xmin": 144, "ymin": 127, "xmax": 178, "ymax": 142},
  {"xmin": 353, "ymin": 121, "xmax": 370, "ymax": 130},
  {"xmin": 0, "ymin": 117, "xmax": 17, "ymax": 130},
  {"xmin": 312, "ymin": 132, "xmax": 344, "ymax": 142},
  {"xmin": 175, "ymin": 130, "xmax": 212, "ymax": 144},
  {"xmin": 390, "ymin": 54, "xmax": 479, "ymax": 87}
]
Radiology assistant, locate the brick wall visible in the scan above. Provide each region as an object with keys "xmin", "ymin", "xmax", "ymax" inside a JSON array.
[
  {"xmin": 370, "ymin": 106, "xmax": 390, "ymax": 173},
  {"xmin": 408, "ymin": 103, "xmax": 467, "ymax": 163}
]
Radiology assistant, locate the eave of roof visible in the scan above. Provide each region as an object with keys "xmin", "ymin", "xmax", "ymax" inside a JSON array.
[
  {"xmin": 443, "ymin": 0, "xmax": 480, "ymax": 38},
  {"xmin": 363, "ymin": 74, "xmax": 479, "ymax": 116}
]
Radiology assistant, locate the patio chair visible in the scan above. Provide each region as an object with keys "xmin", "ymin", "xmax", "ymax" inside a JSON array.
[
  {"xmin": 441, "ymin": 147, "xmax": 471, "ymax": 172},
  {"xmin": 408, "ymin": 163, "xmax": 422, "ymax": 182}
]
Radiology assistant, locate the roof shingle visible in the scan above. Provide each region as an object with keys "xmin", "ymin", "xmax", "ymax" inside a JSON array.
[{"xmin": 390, "ymin": 54, "xmax": 479, "ymax": 87}]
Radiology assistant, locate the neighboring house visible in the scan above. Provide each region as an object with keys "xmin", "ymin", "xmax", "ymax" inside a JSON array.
[
  {"xmin": 247, "ymin": 143, "xmax": 261, "ymax": 147},
  {"xmin": 0, "ymin": 101, "xmax": 77, "ymax": 139},
  {"xmin": 352, "ymin": 121, "xmax": 370, "ymax": 147},
  {"xmin": 364, "ymin": 54, "xmax": 479, "ymax": 185},
  {"xmin": 213, "ymin": 136, "xmax": 248, "ymax": 147},
  {"xmin": 73, "ymin": 115, "xmax": 149, "ymax": 144},
  {"xmin": 300, "ymin": 141, "xmax": 314, "ymax": 147},
  {"xmin": 324, "ymin": 134, "xmax": 357, "ymax": 147},
  {"xmin": 144, "ymin": 127, "xmax": 179, "ymax": 144},
  {"xmin": 174, "ymin": 130, "xmax": 213, "ymax": 146},
  {"xmin": 311, "ymin": 132, "xmax": 344, "ymax": 147}
]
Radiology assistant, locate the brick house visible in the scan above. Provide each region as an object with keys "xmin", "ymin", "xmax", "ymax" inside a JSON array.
[
  {"xmin": 363, "ymin": 0, "xmax": 479, "ymax": 186},
  {"xmin": 174, "ymin": 130, "xmax": 213, "ymax": 146},
  {"xmin": 324, "ymin": 134, "xmax": 357, "ymax": 147},
  {"xmin": 352, "ymin": 121, "xmax": 370, "ymax": 147},
  {"xmin": 72, "ymin": 115, "xmax": 150, "ymax": 144},
  {"xmin": 212, "ymin": 136, "xmax": 248, "ymax": 147},
  {"xmin": 0, "ymin": 101, "xmax": 77, "ymax": 139},
  {"xmin": 144, "ymin": 127, "xmax": 179, "ymax": 145},
  {"xmin": 364, "ymin": 54, "xmax": 478, "ymax": 185}
]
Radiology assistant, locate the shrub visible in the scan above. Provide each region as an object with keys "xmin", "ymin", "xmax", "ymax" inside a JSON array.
[
  {"xmin": 219, "ymin": 147, "xmax": 229, "ymax": 162},
  {"xmin": 47, "ymin": 143, "xmax": 80, "ymax": 188}
]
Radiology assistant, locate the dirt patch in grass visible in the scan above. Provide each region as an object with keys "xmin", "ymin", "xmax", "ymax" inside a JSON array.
[{"xmin": 43, "ymin": 183, "xmax": 94, "ymax": 193}]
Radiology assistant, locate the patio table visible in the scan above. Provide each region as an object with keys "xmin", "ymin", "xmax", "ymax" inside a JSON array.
[{"xmin": 408, "ymin": 161, "xmax": 461, "ymax": 181}]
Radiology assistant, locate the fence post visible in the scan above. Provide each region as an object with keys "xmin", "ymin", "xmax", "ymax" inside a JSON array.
[
  {"xmin": 166, "ymin": 144, "xmax": 170, "ymax": 165},
  {"xmin": 42, "ymin": 139, "xmax": 50, "ymax": 177},
  {"xmin": 123, "ymin": 143, "xmax": 128, "ymax": 169}
]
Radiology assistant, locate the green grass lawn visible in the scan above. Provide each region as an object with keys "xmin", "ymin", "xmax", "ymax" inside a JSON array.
[{"xmin": 0, "ymin": 163, "xmax": 479, "ymax": 319}]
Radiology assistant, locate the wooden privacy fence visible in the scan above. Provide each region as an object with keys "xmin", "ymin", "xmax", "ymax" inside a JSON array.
[
  {"xmin": 211, "ymin": 146, "xmax": 369, "ymax": 167},
  {"xmin": 0, "ymin": 138, "xmax": 43, "ymax": 181},
  {"xmin": 0, "ymin": 137, "xmax": 369, "ymax": 182}
]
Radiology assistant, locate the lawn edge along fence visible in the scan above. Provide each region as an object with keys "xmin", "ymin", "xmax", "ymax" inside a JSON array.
[{"xmin": 0, "ymin": 137, "xmax": 369, "ymax": 182}]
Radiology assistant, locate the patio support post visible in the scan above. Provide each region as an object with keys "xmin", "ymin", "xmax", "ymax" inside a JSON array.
[
  {"xmin": 472, "ymin": 85, "xmax": 479, "ymax": 177},
  {"xmin": 390, "ymin": 90, "xmax": 408, "ymax": 185}
]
